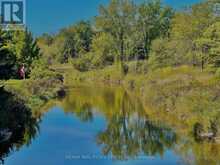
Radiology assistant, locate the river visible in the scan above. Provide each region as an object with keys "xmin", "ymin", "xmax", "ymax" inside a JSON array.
[{"xmin": 0, "ymin": 86, "xmax": 220, "ymax": 165}]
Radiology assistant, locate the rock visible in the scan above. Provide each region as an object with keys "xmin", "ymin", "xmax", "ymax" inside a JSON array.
[
  {"xmin": 0, "ymin": 129, "xmax": 12, "ymax": 143},
  {"xmin": 57, "ymin": 88, "xmax": 66, "ymax": 98}
]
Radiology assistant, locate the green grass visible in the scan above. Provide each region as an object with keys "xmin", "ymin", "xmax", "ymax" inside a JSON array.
[
  {"xmin": 1, "ymin": 80, "xmax": 34, "ymax": 108},
  {"xmin": 50, "ymin": 64, "xmax": 74, "ymax": 73},
  {"xmin": 4, "ymin": 79, "xmax": 25, "ymax": 87},
  {"xmin": 2, "ymin": 76, "xmax": 63, "ymax": 110}
]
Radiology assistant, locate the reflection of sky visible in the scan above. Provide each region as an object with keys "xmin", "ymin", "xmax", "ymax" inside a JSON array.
[
  {"xmin": 26, "ymin": 0, "xmax": 201, "ymax": 36},
  {"xmin": 5, "ymin": 107, "xmax": 182, "ymax": 165}
]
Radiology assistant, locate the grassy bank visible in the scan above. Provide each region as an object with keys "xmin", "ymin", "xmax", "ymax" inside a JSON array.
[
  {"xmin": 63, "ymin": 64, "xmax": 220, "ymax": 134},
  {"xmin": 3, "ymin": 63, "xmax": 220, "ymax": 135},
  {"xmin": 2, "ymin": 75, "xmax": 64, "ymax": 110}
]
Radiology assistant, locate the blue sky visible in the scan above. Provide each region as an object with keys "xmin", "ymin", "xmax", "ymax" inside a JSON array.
[{"xmin": 26, "ymin": 0, "xmax": 201, "ymax": 36}]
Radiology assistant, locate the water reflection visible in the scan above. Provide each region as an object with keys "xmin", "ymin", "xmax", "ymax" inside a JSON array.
[
  {"xmin": 60, "ymin": 86, "xmax": 177, "ymax": 159},
  {"xmin": 2, "ymin": 85, "xmax": 220, "ymax": 165},
  {"xmin": 0, "ymin": 88, "xmax": 39, "ymax": 164},
  {"xmin": 59, "ymin": 86, "xmax": 220, "ymax": 164}
]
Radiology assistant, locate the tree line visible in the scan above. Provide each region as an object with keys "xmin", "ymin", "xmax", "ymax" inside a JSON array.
[
  {"xmin": 37, "ymin": 0, "xmax": 220, "ymax": 72},
  {"xmin": 38, "ymin": 0, "xmax": 173, "ymax": 71},
  {"xmin": 1, "ymin": 0, "xmax": 220, "ymax": 80}
]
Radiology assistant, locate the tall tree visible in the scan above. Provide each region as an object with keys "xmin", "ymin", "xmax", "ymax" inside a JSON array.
[
  {"xmin": 137, "ymin": 0, "xmax": 173, "ymax": 59},
  {"xmin": 0, "ymin": 29, "xmax": 16, "ymax": 79},
  {"xmin": 19, "ymin": 29, "xmax": 41, "ymax": 68},
  {"xmin": 96, "ymin": 0, "xmax": 136, "ymax": 62},
  {"xmin": 196, "ymin": 21, "xmax": 220, "ymax": 69},
  {"xmin": 91, "ymin": 32, "xmax": 116, "ymax": 68},
  {"xmin": 60, "ymin": 21, "xmax": 93, "ymax": 63}
]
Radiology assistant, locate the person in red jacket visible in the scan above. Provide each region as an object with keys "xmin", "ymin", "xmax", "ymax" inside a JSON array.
[{"xmin": 19, "ymin": 64, "xmax": 25, "ymax": 79}]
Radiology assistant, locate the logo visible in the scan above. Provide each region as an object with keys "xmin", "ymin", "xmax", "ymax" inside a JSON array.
[
  {"xmin": 213, "ymin": 3, "xmax": 220, "ymax": 17},
  {"xmin": 0, "ymin": 0, "xmax": 26, "ymax": 30}
]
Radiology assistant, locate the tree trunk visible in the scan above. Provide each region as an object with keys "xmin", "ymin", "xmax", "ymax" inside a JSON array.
[
  {"xmin": 202, "ymin": 55, "xmax": 204, "ymax": 70},
  {"xmin": 119, "ymin": 30, "xmax": 124, "ymax": 62},
  {"xmin": 144, "ymin": 30, "xmax": 150, "ymax": 59}
]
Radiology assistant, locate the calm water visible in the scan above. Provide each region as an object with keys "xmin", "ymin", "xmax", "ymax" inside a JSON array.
[{"xmin": 1, "ymin": 86, "xmax": 220, "ymax": 165}]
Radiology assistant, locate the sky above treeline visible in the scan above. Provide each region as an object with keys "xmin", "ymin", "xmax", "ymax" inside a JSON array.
[{"xmin": 27, "ymin": 0, "xmax": 201, "ymax": 36}]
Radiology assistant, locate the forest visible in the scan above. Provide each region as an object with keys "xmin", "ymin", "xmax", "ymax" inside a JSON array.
[
  {"xmin": 0, "ymin": 0, "xmax": 220, "ymax": 79},
  {"xmin": 35, "ymin": 0, "xmax": 220, "ymax": 73}
]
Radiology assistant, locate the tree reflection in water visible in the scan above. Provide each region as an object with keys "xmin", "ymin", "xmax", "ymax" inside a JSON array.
[
  {"xmin": 0, "ymin": 87, "xmax": 39, "ymax": 164},
  {"xmin": 61, "ymin": 87, "xmax": 177, "ymax": 159},
  {"xmin": 60, "ymin": 86, "xmax": 220, "ymax": 164},
  {"xmin": 3, "ymin": 85, "xmax": 220, "ymax": 164},
  {"xmin": 96, "ymin": 92, "xmax": 176, "ymax": 159}
]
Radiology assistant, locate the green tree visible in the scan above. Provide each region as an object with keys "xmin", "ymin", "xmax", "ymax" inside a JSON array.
[
  {"xmin": 149, "ymin": 0, "xmax": 219, "ymax": 69},
  {"xmin": 171, "ymin": 0, "xmax": 215, "ymax": 40},
  {"xmin": 59, "ymin": 21, "xmax": 93, "ymax": 63},
  {"xmin": 170, "ymin": 1, "xmax": 216, "ymax": 67},
  {"xmin": 91, "ymin": 33, "xmax": 116, "ymax": 68},
  {"xmin": 0, "ymin": 29, "xmax": 16, "ymax": 79},
  {"xmin": 96, "ymin": 0, "xmax": 136, "ymax": 62},
  {"xmin": 137, "ymin": 0, "xmax": 173, "ymax": 59},
  {"xmin": 19, "ymin": 29, "xmax": 41, "ymax": 69},
  {"xmin": 196, "ymin": 21, "xmax": 220, "ymax": 69},
  {"xmin": 37, "ymin": 34, "xmax": 56, "ymax": 65},
  {"xmin": 148, "ymin": 37, "xmax": 194, "ymax": 69}
]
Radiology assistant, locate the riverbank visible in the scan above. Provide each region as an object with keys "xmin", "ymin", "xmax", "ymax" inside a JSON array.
[
  {"xmin": 3, "ymin": 63, "xmax": 220, "ymax": 140},
  {"xmin": 1, "ymin": 74, "xmax": 64, "ymax": 110},
  {"xmin": 63, "ymin": 64, "xmax": 220, "ymax": 139}
]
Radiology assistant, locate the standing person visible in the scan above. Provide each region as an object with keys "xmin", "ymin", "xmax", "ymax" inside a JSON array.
[{"xmin": 19, "ymin": 64, "xmax": 25, "ymax": 79}]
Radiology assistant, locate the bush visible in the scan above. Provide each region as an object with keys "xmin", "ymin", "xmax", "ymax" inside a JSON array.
[
  {"xmin": 72, "ymin": 54, "xmax": 92, "ymax": 72},
  {"xmin": 31, "ymin": 69, "xmax": 61, "ymax": 80},
  {"xmin": 30, "ymin": 59, "xmax": 63, "ymax": 80}
]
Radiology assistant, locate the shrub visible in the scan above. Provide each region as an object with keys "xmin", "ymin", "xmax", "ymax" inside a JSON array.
[
  {"xmin": 72, "ymin": 54, "xmax": 92, "ymax": 72},
  {"xmin": 30, "ymin": 59, "xmax": 63, "ymax": 80}
]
